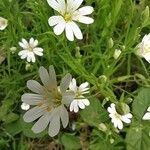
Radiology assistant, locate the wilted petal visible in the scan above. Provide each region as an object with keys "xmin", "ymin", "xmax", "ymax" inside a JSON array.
[
  {"xmin": 62, "ymin": 91, "xmax": 74, "ymax": 106},
  {"xmin": 39, "ymin": 66, "xmax": 51, "ymax": 88},
  {"xmin": 23, "ymin": 106, "xmax": 46, "ymax": 122},
  {"xmin": 27, "ymin": 80, "xmax": 44, "ymax": 94},
  {"xmin": 48, "ymin": 115, "xmax": 60, "ymax": 137},
  {"xmin": 60, "ymin": 105, "xmax": 69, "ymax": 128},
  {"xmin": 60, "ymin": 73, "xmax": 72, "ymax": 93},
  {"xmin": 32, "ymin": 112, "xmax": 52, "ymax": 133},
  {"xmin": 21, "ymin": 93, "xmax": 43, "ymax": 105}
]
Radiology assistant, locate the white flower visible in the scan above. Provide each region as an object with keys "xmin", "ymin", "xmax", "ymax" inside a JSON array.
[
  {"xmin": 69, "ymin": 78, "xmax": 90, "ymax": 112},
  {"xmin": 107, "ymin": 103, "xmax": 132, "ymax": 130},
  {"xmin": 142, "ymin": 106, "xmax": 150, "ymax": 120},
  {"xmin": 22, "ymin": 66, "xmax": 75, "ymax": 137},
  {"xmin": 21, "ymin": 103, "xmax": 30, "ymax": 110},
  {"xmin": 0, "ymin": 17, "xmax": 8, "ymax": 30},
  {"xmin": 113, "ymin": 49, "xmax": 121, "ymax": 59},
  {"xmin": 47, "ymin": 0, "xmax": 94, "ymax": 41},
  {"xmin": 136, "ymin": 33, "xmax": 150, "ymax": 63},
  {"xmin": 18, "ymin": 38, "xmax": 43, "ymax": 63}
]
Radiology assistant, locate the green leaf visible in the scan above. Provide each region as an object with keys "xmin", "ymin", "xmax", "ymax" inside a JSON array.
[
  {"xmin": 2, "ymin": 113, "xmax": 19, "ymax": 124},
  {"xmin": 61, "ymin": 133, "xmax": 81, "ymax": 150},
  {"xmin": 5, "ymin": 119, "xmax": 22, "ymax": 136},
  {"xmin": 80, "ymin": 98, "xmax": 108, "ymax": 127},
  {"xmin": 126, "ymin": 126, "xmax": 150, "ymax": 150},
  {"xmin": 132, "ymin": 88, "xmax": 150, "ymax": 120}
]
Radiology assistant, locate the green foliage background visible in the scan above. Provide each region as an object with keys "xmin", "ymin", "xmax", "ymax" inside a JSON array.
[{"xmin": 0, "ymin": 0, "xmax": 150, "ymax": 149}]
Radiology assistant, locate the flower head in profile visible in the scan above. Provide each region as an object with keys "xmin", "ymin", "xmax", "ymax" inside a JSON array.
[
  {"xmin": 107, "ymin": 103, "xmax": 132, "ymax": 130},
  {"xmin": 136, "ymin": 33, "xmax": 150, "ymax": 63},
  {"xmin": 47, "ymin": 0, "xmax": 94, "ymax": 41},
  {"xmin": 142, "ymin": 106, "xmax": 150, "ymax": 120},
  {"xmin": 69, "ymin": 78, "xmax": 90, "ymax": 113},
  {"xmin": 21, "ymin": 66, "xmax": 74, "ymax": 137},
  {"xmin": 0, "ymin": 17, "xmax": 8, "ymax": 30},
  {"xmin": 18, "ymin": 38, "xmax": 43, "ymax": 63}
]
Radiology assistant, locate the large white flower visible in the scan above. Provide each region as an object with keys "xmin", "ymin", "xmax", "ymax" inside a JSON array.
[
  {"xmin": 21, "ymin": 66, "xmax": 75, "ymax": 137},
  {"xmin": 142, "ymin": 106, "xmax": 150, "ymax": 120},
  {"xmin": 136, "ymin": 33, "xmax": 150, "ymax": 63},
  {"xmin": 107, "ymin": 103, "xmax": 132, "ymax": 130},
  {"xmin": 0, "ymin": 17, "xmax": 8, "ymax": 30},
  {"xmin": 69, "ymin": 78, "xmax": 90, "ymax": 113},
  {"xmin": 47, "ymin": 0, "xmax": 94, "ymax": 41},
  {"xmin": 18, "ymin": 38, "xmax": 43, "ymax": 63}
]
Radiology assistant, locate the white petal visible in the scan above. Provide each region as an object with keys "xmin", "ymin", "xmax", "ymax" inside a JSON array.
[
  {"xmin": 77, "ymin": 16, "xmax": 94, "ymax": 24},
  {"xmin": 18, "ymin": 50, "xmax": 28, "ymax": 56},
  {"xmin": 19, "ymin": 42, "xmax": 28, "ymax": 49},
  {"xmin": 79, "ymin": 82, "xmax": 89, "ymax": 91},
  {"xmin": 48, "ymin": 16, "xmax": 65, "ymax": 26},
  {"xmin": 78, "ymin": 6, "xmax": 94, "ymax": 16},
  {"xmin": 147, "ymin": 106, "xmax": 150, "ymax": 112},
  {"xmin": 22, "ymin": 38, "xmax": 28, "ymax": 46},
  {"xmin": 70, "ymin": 100, "xmax": 78, "ymax": 112},
  {"xmin": 33, "ymin": 48, "xmax": 43, "ymax": 56},
  {"xmin": 47, "ymin": 0, "xmax": 64, "ymax": 13},
  {"xmin": 70, "ymin": 22, "xmax": 83, "ymax": 40},
  {"xmin": 117, "ymin": 119, "xmax": 123, "ymax": 130},
  {"xmin": 69, "ymin": 78, "xmax": 77, "ymax": 91},
  {"xmin": 32, "ymin": 112, "xmax": 51, "ymax": 133},
  {"xmin": 72, "ymin": 0, "xmax": 83, "ymax": 11},
  {"xmin": 65, "ymin": 22, "xmax": 74, "ymax": 41},
  {"xmin": 143, "ymin": 52, "xmax": 150, "ymax": 63},
  {"xmin": 82, "ymin": 99, "xmax": 90, "ymax": 106},
  {"xmin": 23, "ymin": 106, "xmax": 46, "ymax": 122},
  {"xmin": 29, "ymin": 38, "xmax": 34, "ymax": 46},
  {"xmin": 78, "ymin": 101, "xmax": 85, "ymax": 109},
  {"xmin": 143, "ymin": 112, "xmax": 150, "ymax": 120},
  {"xmin": 53, "ymin": 22, "xmax": 66, "ymax": 35},
  {"xmin": 121, "ymin": 116, "xmax": 131, "ymax": 124}
]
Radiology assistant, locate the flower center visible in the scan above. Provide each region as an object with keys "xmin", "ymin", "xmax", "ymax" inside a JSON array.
[
  {"xmin": 64, "ymin": 13, "xmax": 72, "ymax": 22},
  {"xmin": 28, "ymin": 45, "xmax": 33, "ymax": 52},
  {"xmin": 114, "ymin": 112, "xmax": 121, "ymax": 119}
]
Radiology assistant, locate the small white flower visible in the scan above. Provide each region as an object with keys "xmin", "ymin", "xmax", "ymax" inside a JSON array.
[
  {"xmin": 21, "ymin": 103, "xmax": 30, "ymax": 110},
  {"xmin": 47, "ymin": 0, "xmax": 94, "ymax": 41},
  {"xmin": 136, "ymin": 33, "xmax": 150, "ymax": 63},
  {"xmin": 0, "ymin": 17, "xmax": 8, "ymax": 30},
  {"xmin": 113, "ymin": 49, "xmax": 121, "ymax": 59},
  {"xmin": 107, "ymin": 103, "xmax": 132, "ymax": 130},
  {"xmin": 69, "ymin": 78, "xmax": 90, "ymax": 113},
  {"xmin": 142, "ymin": 106, "xmax": 150, "ymax": 120},
  {"xmin": 18, "ymin": 38, "xmax": 43, "ymax": 63}
]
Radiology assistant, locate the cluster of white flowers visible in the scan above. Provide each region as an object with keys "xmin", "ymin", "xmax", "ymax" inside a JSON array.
[
  {"xmin": 10, "ymin": 0, "xmax": 149, "ymax": 137},
  {"xmin": 21, "ymin": 66, "xmax": 90, "ymax": 137}
]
